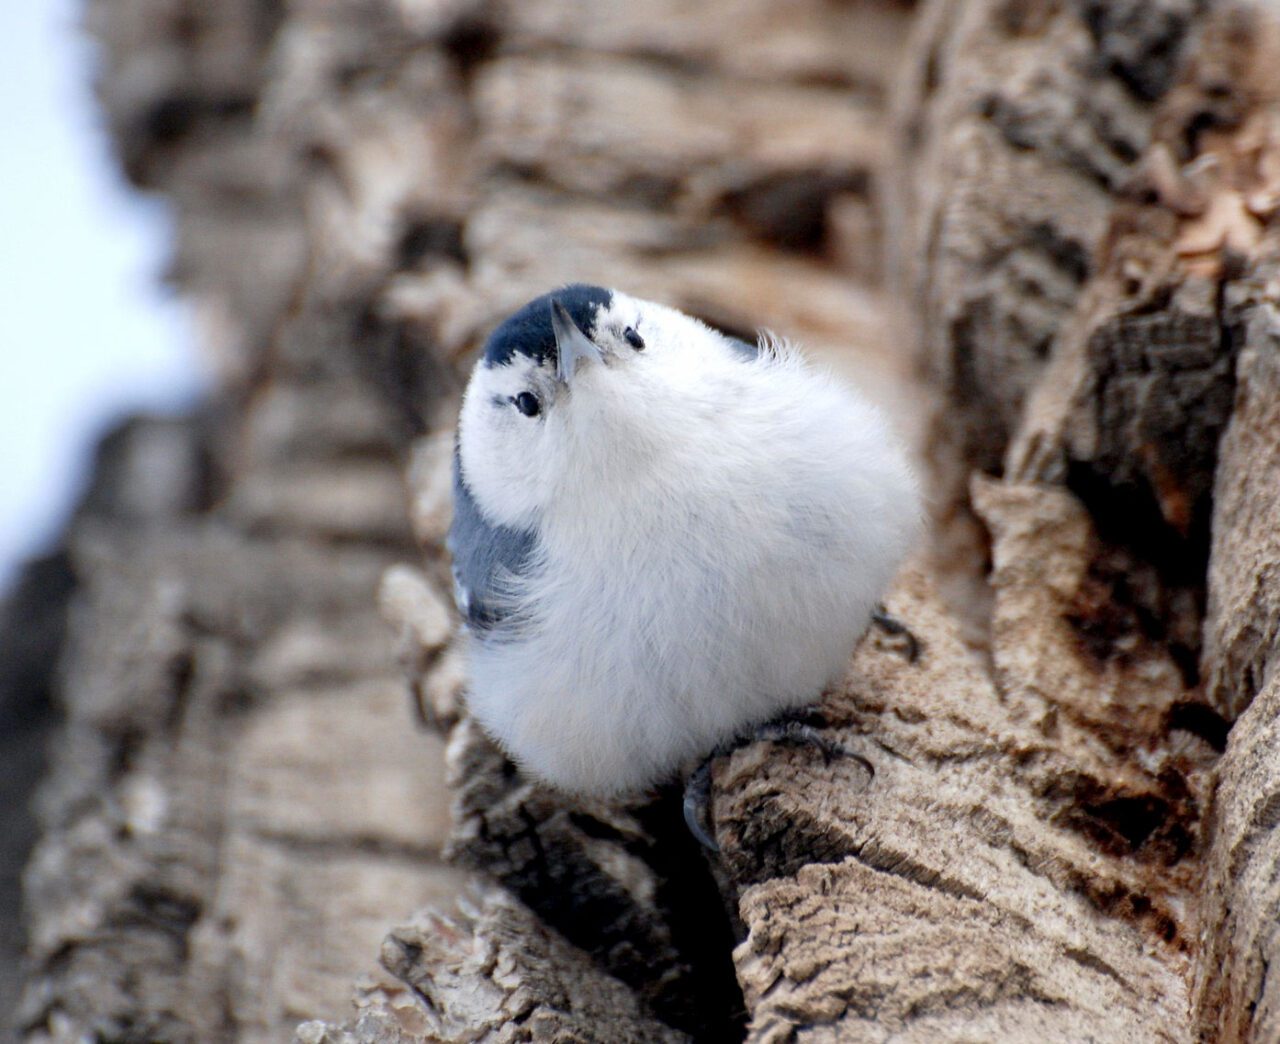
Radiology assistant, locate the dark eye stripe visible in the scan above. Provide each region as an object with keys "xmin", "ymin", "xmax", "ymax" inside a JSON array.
[{"xmin": 624, "ymin": 326, "xmax": 645, "ymax": 350}]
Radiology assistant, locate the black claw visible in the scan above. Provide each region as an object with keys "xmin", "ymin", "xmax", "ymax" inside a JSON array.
[
  {"xmin": 754, "ymin": 718, "xmax": 875, "ymax": 777},
  {"xmin": 754, "ymin": 719, "xmax": 837, "ymax": 762},
  {"xmin": 681, "ymin": 712, "xmax": 876, "ymax": 852},
  {"xmin": 871, "ymin": 604, "xmax": 922, "ymax": 663},
  {"xmin": 682, "ymin": 759, "xmax": 721, "ymax": 853}
]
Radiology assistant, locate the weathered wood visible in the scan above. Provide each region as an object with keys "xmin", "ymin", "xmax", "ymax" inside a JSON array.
[
  {"xmin": 16, "ymin": 0, "xmax": 1280, "ymax": 1040},
  {"xmin": 294, "ymin": 885, "xmax": 687, "ymax": 1044},
  {"xmin": 716, "ymin": 547, "xmax": 1203, "ymax": 1040},
  {"xmin": 873, "ymin": 0, "xmax": 1280, "ymax": 1039}
]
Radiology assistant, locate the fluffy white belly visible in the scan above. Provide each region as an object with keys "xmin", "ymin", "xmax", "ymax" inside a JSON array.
[{"xmin": 465, "ymin": 461, "xmax": 909, "ymax": 796}]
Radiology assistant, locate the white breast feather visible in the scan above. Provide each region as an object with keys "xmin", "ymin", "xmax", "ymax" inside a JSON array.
[{"xmin": 463, "ymin": 324, "xmax": 921, "ymax": 797}]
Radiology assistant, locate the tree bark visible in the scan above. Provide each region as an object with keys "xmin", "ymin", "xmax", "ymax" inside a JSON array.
[{"xmin": 15, "ymin": 0, "xmax": 1280, "ymax": 1042}]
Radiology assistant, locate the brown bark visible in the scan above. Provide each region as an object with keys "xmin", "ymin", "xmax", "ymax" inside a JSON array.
[{"xmin": 14, "ymin": 0, "xmax": 1280, "ymax": 1042}]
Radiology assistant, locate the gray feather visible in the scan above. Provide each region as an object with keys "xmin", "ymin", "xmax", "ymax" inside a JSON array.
[{"xmin": 448, "ymin": 449, "xmax": 536, "ymax": 634}]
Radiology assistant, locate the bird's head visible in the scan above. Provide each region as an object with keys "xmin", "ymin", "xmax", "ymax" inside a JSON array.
[{"xmin": 457, "ymin": 284, "xmax": 749, "ymax": 530}]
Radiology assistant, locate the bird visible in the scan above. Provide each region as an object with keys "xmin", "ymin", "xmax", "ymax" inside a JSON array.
[{"xmin": 448, "ymin": 284, "xmax": 922, "ymax": 845}]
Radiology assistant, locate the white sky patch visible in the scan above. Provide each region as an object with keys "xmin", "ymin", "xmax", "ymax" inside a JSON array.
[{"xmin": 0, "ymin": 0, "xmax": 206, "ymax": 591}]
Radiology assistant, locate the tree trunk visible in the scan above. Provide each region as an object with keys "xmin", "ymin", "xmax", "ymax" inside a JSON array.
[{"xmin": 15, "ymin": 0, "xmax": 1280, "ymax": 1042}]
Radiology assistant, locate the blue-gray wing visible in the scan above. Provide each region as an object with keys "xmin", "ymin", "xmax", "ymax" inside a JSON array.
[{"xmin": 447, "ymin": 449, "xmax": 536, "ymax": 634}]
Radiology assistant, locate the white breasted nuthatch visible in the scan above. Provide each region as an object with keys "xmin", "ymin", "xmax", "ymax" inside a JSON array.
[{"xmin": 450, "ymin": 285, "xmax": 921, "ymax": 814}]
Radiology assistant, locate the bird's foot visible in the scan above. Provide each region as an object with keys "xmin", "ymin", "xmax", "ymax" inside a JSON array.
[
  {"xmin": 871, "ymin": 603, "xmax": 923, "ymax": 663},
  {"xmin": 682, "ymin": 709, "xmax": 873, "ymax": 853},
  {"xmin": 682, "ymin": 746, "xmax": 727, "ymax": 852}
]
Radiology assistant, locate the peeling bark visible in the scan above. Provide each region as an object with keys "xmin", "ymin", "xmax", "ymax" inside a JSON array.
[
  {"xmin": 881, "ymin": 0, "xmax": 1280, "ymax": 1039},
  {"xmin": 296, "ymin": 887, "xmax": 687, "ymax": 1044},
  {"xmin": 717, "ymin": 557, "xmax": 1200, "ymax": 1041}
]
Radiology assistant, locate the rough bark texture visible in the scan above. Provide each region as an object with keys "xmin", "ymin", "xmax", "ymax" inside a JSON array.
[
  {"xmin": 878, "ymin": 1, "xmax": 1280, "ymax": 1039},
  {"xmin": 16, "ymin": 1, "xmax": 470, "ymax": 1038},
  {"xmin": 295, "ymin": 886, "xmax": 688, "ymax": 1044},
  {"xmin": 12, "ymin": 0, "xmax": 1280, "ymax": 1041}
]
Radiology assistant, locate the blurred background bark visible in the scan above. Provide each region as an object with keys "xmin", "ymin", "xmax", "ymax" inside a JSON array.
[{"xmin": 7, "ymin": 0, "xmax": 1280, "ymax": 1041}]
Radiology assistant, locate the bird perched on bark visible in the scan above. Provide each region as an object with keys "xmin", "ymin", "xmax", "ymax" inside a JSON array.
[{"xmin": 449, "ymin": 285, "xmax": 921, "ymax": 847}]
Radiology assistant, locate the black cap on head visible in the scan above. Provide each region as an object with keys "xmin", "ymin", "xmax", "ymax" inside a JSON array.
[{"xmin": 483, "ymin": 284, "xmax": 613, "ymax": 368}]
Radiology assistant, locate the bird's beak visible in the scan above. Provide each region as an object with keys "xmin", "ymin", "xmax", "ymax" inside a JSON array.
[{"xmin": 551, "ymin": 298, "xmax": 602, "ymax": 384}]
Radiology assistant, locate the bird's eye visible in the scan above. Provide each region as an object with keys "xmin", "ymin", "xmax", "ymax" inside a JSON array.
[
  {"xmin": 623, "ymin": 326, "xmax": 645, "ymax": 351},
  {"xmin": 512, "ymin": 391, "xmax": 541, "ymax": 417}
]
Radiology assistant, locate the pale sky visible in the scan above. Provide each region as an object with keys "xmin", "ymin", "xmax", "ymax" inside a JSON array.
[{"xmin": 0, "ymin": 0, "xmax": 205, "ymax": 590}]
